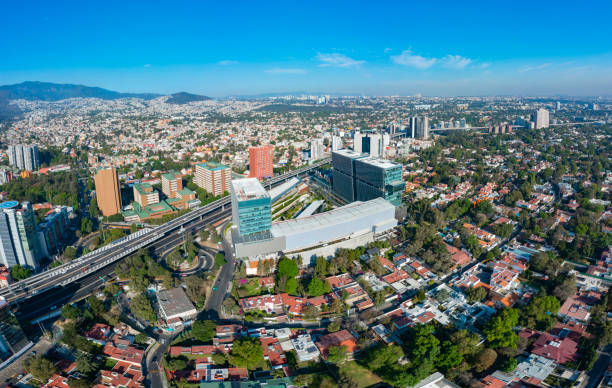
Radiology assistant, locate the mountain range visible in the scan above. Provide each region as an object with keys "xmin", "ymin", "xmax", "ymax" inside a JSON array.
[{"xmin": 0, "ymin": 81, "xmax": 211, "ymax": 121}]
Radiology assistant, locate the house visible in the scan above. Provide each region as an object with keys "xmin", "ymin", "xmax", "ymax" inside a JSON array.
[
  {"xmin": 316, "ymin": 330, "xmax": 358, "ymax": 360},
  {"xmin": 291, "ymin": 334, "xmax": 320, "ymax": 362},
  {"xmin": 445, "ymin": 243, "xmax": 472, "ymax": 267},
  {"xmin": 326, "ymin": 273, "xmax": 356, "ymax": 290},
  {"xmin": 83, "ymin": 323, "xmax": 113, "ymax": 345},
  {"xmin": 558, "ymin": 290, "xmax": 602, "ymax": 322},
  {"xmin": 531, "ymin": 332, "xmax": 578, "ymax": 364},
  {"xmin": 260, "ymin": 336, "xmax": 287, "ymax": 369},
  {"xmin": 102, "ymin": 337, "xmax": 145, "ymax": 366},
  {"xmin": 156, "ymin": 287, "xmax": 198, "ymax": 326},
  {"xmin": 44, "ymin": 374, "xmax": 70, "ymax": 388},
  {"xmin": 96, "ymin": 361, "xmax": 144, "ymax": 387},
  {"xmin": 239, "ymin": 294, "xmax": 284, "ymax": 314}
]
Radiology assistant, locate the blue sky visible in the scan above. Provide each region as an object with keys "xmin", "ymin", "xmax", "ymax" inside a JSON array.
[{"xmin": 1, "ymin": 1, "xmax": 611, "ymax": 96}]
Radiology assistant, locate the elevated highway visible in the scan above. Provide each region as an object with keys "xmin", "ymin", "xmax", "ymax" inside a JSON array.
[{"xmin": 0, "ymin": 158, "xmax": 329, "ymax": 306}]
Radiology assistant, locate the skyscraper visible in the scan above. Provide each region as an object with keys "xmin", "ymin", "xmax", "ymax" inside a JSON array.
[
  {"xmin": 409, "ymin": 117, "xmax": 417, "ymax": 138},
  {"xmin": 195, "ymin": 162, "xmax": 232, "ymax": 196},
  {"xmin": 248, "ymin": 145, "xmax": 274, "ymax": 179},
  {"xmin": 230, "ymin": 178, "xmax": 272, "ymax": 239},
  {"xmin": 332, "ymin": 149, "xmax": 366, "ymax": 203},
  {"xmin": 353, "ymin": 158, "xmax": 404, "ymax": 206},
  {"xmin": 416, "ymin": 116, "xmax": 430, "ymax": 139},
  {"xmin": 535, "ymin": 108, "xmax": 550, "ymax": 129},
  {"xmin": 310, "ymin": 139, "xmax": 324, "ymax": 162},
  {"xmin": 0, "ymin": 201, "xmax": 43, "ymax": 269},
  {"xmin": 94, "ymin": 168, "xmax": 122, "ymax": 216},
  {"xmin": 353, "ymin": 132, "xmax": 383, "ymax": 157},
  {"xmin": 332, "ymin": 135, "xmax": 343, "ymax": 151},
  {"xmin": 556, "ymin": 101, "xmax": 561, "ymax": 110},
  {"xmin": 7, "ymin": 145, "xmax": 39, "ymax": 172}
]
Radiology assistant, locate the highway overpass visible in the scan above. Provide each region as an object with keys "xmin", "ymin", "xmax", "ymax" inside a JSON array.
[{"xmin": 0, "ymin": 158, "xmax": 330, "ymax": 307}]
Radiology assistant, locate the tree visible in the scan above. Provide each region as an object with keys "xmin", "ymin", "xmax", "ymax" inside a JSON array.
[
  {"xmin": 409, "ymin": 324, "xmax": 440, "ymax": 364},
  {"xmin": 130, "ymin": 294, "xmax": 157, "ymax": 322},
  {"xmin": 450, "ymin": 329, "xmax": 482, "ymax": 357},
  {"xmin": 436, "ymin": 341, "xmax": 463, "ymax": 371},
  {"xmin": 473, "ymin": 348, "xmax": 497, "ymax": 372},
  {"xmin": 522, "ymin": 294, "xmax": 560, "ymax": 330},
  {"xmin": 62, "ymin": 304, "xmax": 81, "ymax": 320},
  {"xmin": 326, "ymin": 345, "xmax": 347, "ymax": 364},
  {"xmin": 466, "ymin": 287, "xmax": 487, "ymax": 303},
  {"xmin": 277, "ymin": 257, "xmax": 299, "ymax": 279},
  {"xmin": 483, "ymin": 308, "xmax": 519, "ymax": 349},
  {"xmin": 167, "ymin": 357, "xmax": 187, "ymax": 371},
  {"xmin": 88, "ymin": 295, "xmax": 104, "ymax": 316},
  {"xmin": 230, "ymin": 337, "xmax": 264, "ymax": 369},
  {"xmin": 337, "ymin": 371, "xmax": 359, "ymax": 388},
  {"xmin": 500, "ymin": 357, "xmax": 518, "ymax": 372},
  {"xmin": 362, "ymin": 343, "xmax": 404, "ymax": 371},
  {"xmin": 24, "ymin": 355, "xmax": 58, "ymax": 382},
  {"xmin": 214, "ymin": 252, "xmax": 226, "ymax": 267},
  {"xmin": 553, "ymin": 276, "xmax": 577, "ymax": 302},
  {"xmin": 192, "ymin": 320, "xmax": 216, "ymax": 343},
  {"xmin": 314, "ymin": 256, "xmax": 328, "ymax": 278},
  {"xmin": 327, "ymin": 320, "xmax": 341, "ymax": 333},
  {"xmin": 303, "ymin": 305, "xmax": 319, "ymax": 320},
  {"xmin": 134, "ymin": 333, "xmax": 149, "ymax": 346},
  {"xmin": 68, "ymin": 378, "xmax": 91, "ymax": 388},
  {"xmin": 75, "ymin": 353, "xmax": 98, "ymax": 374},
  {"xmin": 11, "ymin": 264, "xmax": 32, "ymax": 281},
  {"xmin": 307, "ymin": 277, "xmax": 327, "ymax": 297},
  {"xmin": 285, "ymin": 278, "xmax": 298, "ymax": 295}
]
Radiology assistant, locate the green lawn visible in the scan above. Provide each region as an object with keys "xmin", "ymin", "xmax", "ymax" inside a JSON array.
[
  {"xmin": 339, "ymin": 361, "xmax": 382, "ymax": 388},
  {"xmin": 103, "ymin": 357, "xmax": 118, "ymax": 370}
]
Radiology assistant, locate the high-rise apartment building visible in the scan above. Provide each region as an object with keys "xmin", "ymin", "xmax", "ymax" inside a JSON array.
[
  {"xmin": 7, "ymin": 145, "xmax": 39, "ymax": 172},
  {"xmin": 195, "ymin": 162, "xmax": 232, "ymax": 196},
  {"xmin": 133, "ymin": 183, "xmax": 160, "ymax": 207},
  {"xmin": 415, "ymin": 116, "xmax": 430, "ymax": 139},
  {"xmin": 94, "ymin": 168, "xmax": 122, "ymax": 216},
  {"xmin": 248, "ymin": 145, "xmax": 274, "ymax": 179},
  {"xmin": 0, "ymin": 170, "xmax": 13, "ymax": 185},
  {"xmin": 556, "ymin": 101, "xmax": 561, "ymax": 110},
  {"xmin": 0, "ymin": 201, "xmax": 43, "ymax": 269},
  {"xmin": 161, "ymin": 171, "xmax": 183, "ymax": 198},
  {"xmin": 353, "ymin": 132, "xmax": 383, "ymax": 157},
  {"xmin": 534, "ymin": 108, "xmax": 550, "ymax": 129},
  {"xmin": 37, "ymin": 206, "xmax": 69, "ymax": 256},
  {"xmin": 310, "ymin": 139, "xmax": 324, "ymax": 162},
  {"xmin": 332, "ymin": 136, "xmax": 343, "ymax": 151},
  {"xmin": 230, "ymin": 178, "xmax": 272, "ymax": 238},
  {"xmin": 409, "ymin": 117, "xmax": 417, "ymax": 138}
]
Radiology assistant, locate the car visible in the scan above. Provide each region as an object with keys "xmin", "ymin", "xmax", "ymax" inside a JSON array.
[{"xmin": 212, "ymin": 286, "xmax": 218, "ymax": 291}]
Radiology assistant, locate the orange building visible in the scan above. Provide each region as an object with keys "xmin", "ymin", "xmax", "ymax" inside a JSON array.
[
  {"xmin": 94, "ymin": 167, "xmax": 122, "ymax": 216},
  {"xmin": 248, "ymin": 145, "xmax": 274, "ymax": 179}
]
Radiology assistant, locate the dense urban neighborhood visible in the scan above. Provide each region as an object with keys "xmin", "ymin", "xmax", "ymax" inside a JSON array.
[{"xmin": 0, "ymin": 89, "xmax": 610, "ymax": 388}]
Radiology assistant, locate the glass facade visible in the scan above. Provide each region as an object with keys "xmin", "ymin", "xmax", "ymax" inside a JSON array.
[
  {"xmin": 236, "ymin": 197, "xmax": 271, "ymax": 236},
  {"xmin": 354, "ymin": 159, "xmax": 403, "ymax": 206},
  {"xmin": 332, "ymin": 169, "xmax": 355, "ymax": 202}
]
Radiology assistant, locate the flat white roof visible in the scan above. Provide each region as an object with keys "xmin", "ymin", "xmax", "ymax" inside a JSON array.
[
  {"xmin": 333, "ymin": 149, "xmax": 363, "ymax": 158},
  {"xmin": 268, "ymin": 177, "xmax": 300, "ymax": 200},
  {"xmin": 358, "ymin": 157, "xmax": 401, "ymax": 170},
  {"xmin": 231, "ymin": 178, "xmax": 269, "ymax": 201},
  {"xmin": 296, "ymin": 200, "xmax": 324, "ymax": 219},
  {"xmin": 271, "ymin": 197, "xmax": 394, "ymax": 236}
]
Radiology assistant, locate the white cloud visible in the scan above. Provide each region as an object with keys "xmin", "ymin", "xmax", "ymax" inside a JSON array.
[
  {"xmin": 391, "ymin": 50, "xmax": 437, "ymax": 69},
  {"xmin": 265, "ymin": 68, "xmax": 307, "ymax": 74},
  {"xmin": 441, "ymin": 55, "xmax": 472, "ymax": 69},
  {"xmin": 218, "ymin": 60, "xmax": 239, "ymax": 66},
  {"xmin": 518, "ymin": 63, "xmax": 551, "ymax": 73},
  {"xmin": 143, "ymin": 64, "xmax": 151, "ymax": 68},
  {"xmin": 316, "ymin": 53, "xmax": 365, "ymax": 67},
  {"xmin": 480, "ymin": 62, "xmax": 491, "ymax": 69}
]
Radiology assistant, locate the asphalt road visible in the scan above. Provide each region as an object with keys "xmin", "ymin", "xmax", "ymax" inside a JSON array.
[{"xmin": 579, "ymin": 345, "xmax": 611, "ymax": 388}]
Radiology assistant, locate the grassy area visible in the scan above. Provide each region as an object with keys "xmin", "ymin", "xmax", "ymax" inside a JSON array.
[
  {"xmin": 338, "ymin": 361, "xmax": 382, "ymax": 388},
  {"xmin": 236, "ymin": 278, "xmax": 262, "ymax": 297}
]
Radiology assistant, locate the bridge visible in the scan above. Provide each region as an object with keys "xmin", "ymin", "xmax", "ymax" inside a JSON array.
[{"xmin": 0, "ymin": 158, "xmax": 330, "ymax": 306}]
